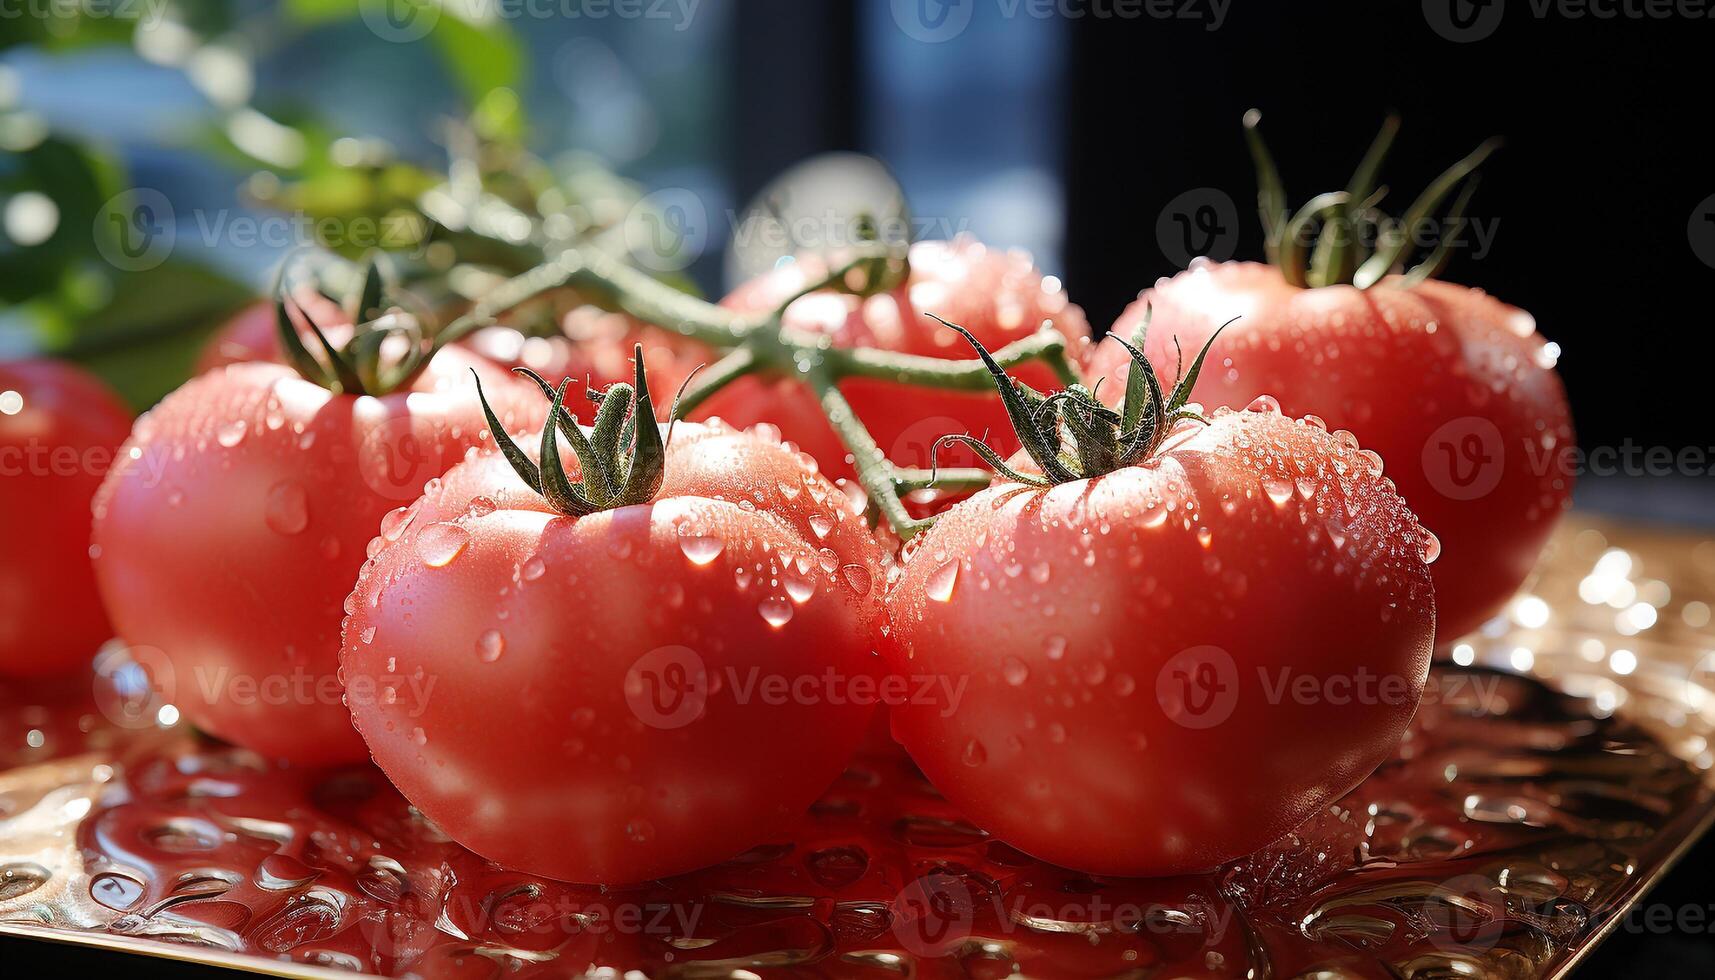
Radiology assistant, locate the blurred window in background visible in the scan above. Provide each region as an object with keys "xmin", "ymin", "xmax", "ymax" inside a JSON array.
[{"xmin": 859, "ymin": 2, "xmax": 1068, "ymax": 273}]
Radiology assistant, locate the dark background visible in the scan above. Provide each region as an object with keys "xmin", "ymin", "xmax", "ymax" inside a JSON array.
[{"xmin": 736, "ymin": 0, "xmax": 1715, "ymax": 461}]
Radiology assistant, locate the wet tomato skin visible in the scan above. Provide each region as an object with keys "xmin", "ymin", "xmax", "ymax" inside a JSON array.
[
  {"xmin": 885, "ymin": 406, "xmax": 1437, "ymax": 876},
  {"xmin": 698, "ymin": 237, "xmax": 1090, "ymax": 478},
  {"xmin": 0, "ymin": 360, "xmax": 133, "ymax": 677},
  {"xmin": 1089, "ymin": 262, "xmax": 1572, "ymax": 639},
  {"xmin": 91, "ymin": 349, "xmax": 537, "ymax": 765},
  {"xmin": 341, "ymin": 421, "xmax": 890, "ymax": 884}
]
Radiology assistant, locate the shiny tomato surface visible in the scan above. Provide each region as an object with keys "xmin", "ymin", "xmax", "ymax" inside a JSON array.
[
  {"xmin": 341, "ymin": 420, "xmax": 891, "ymax": 883},
  {"xmin": 886, "ymin": 404, "xmax": 1437, "ymax": 875},
  {"xmin": 0, "ymin": 360, "xmax": 133, "ymax": 677},
  {"xmin": 91, "ymin": 349, "xmax": 537, "ymax": 764},
  {"xmin": 1087, "ymin": 261, "xmax": 1573, "ymax": 639}
]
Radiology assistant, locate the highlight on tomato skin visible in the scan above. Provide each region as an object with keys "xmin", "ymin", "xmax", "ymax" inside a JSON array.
[
  {"xmin": 88, "ymin": 348, "xmax": 541, "ymax": 766},
  {"xmin": 0, "ymin": 359, "xmax": 134, "ymax": 678},
  {"xmin": 885, "ymin": 399, "xmax": 1439, "ymax": 877},
  {"xmin": 1088, "ymin": 261, "xmax": 1573, "ymax": 641},
  {"xmin": 697, "ymin": 236, "xmax": 1092, "ymax": 479},
  {"xmin": 340, "ymin": 390, "xmax": 895, "ymax": 883}
]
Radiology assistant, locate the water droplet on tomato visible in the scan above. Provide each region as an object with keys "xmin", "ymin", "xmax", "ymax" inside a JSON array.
[
  {"xmin": 380, "ymin": 506, "xmax": 416, "ymax": 542},
  {"xmin": 418, "ymin": 523, "xmax": 470, "ymax": 568},
  {"xmin": 1263, "ymin": 476, "xmax": 1294, "ymax": 507},
  {"xmin": 759, "ymin": 596, "xmax": 794, "ymax": 627},
  {"xmin": 1245, "ymin": 394, "xmax": 1280, "ymax": 413},
  {"xmin": 679, "ymin": 534, "xmax": 724, "ymax": 566},
  {"xmin": 264, "ymin": 482, "xmax": 310, "ymax": 535},
  {"xmin": 1043, "ymin": 635, "xmax": 1066, "ymax": 660},
  {"xmin": 784, "ymin": 570, "xmax": 814, "ymax": 604},
  {"xmin": 217, "ymin": 420, "xmax": 247, "ymax": 448},
  {"xmin": 475, "ymin": 629, "xmax": 505, "ymax": 662},
  {"xmin": 841, "ymin": 564, "xmax": 872, "ymax": 596},
  {"xmin": 962, "ymin": 739, "xmax": 987, "ymax": 767},
  {"xmin": 926, "ymin": 561, "xmax": 960, "ymax": 602},
  {"xmin": 521, "ymin": 556, "xmax": 546, "ymax": 581},
  {"xmin": 1420, "ymin": 529, "xmax": 1442, "ymax": 565},
  {"xmin": 808, "ymin": 513, "xmax": 835, "ymax": 539},
  {"xmin": 1002, "ymin": 656, "xmax": 1030, "ymax": 686},
  {"xmin": 467, "ymin": 495, "xmax": 498, "ymax": 517}
]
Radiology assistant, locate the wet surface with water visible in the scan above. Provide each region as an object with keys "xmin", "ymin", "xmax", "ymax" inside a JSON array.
[{"xmin": 1, "ymin": 515, "xmax": 1713, "ymax": 978}]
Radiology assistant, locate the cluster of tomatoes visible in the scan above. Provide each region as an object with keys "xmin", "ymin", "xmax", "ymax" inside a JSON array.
[{"xmin": 1, "ymin": 213, "xmax": 1571, "ymax": 885}]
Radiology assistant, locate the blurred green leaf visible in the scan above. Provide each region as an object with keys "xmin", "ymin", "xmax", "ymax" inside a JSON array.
[
  {"xmin": 431, "ymin": 12, "xmax": 526, "ymax": 122},
  {"xmin": 60, "ymin": 261, "xmax": 255, "ymax": 409}
]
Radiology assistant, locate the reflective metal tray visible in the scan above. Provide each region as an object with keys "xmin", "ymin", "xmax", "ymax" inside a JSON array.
[{"xmin": 2, "ymin": 514, "xmax": 1712, "ymax": 977}]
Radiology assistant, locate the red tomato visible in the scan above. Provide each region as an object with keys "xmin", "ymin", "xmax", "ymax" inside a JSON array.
[
  {"xmin": 0, "ymin": 360, "xmax": 133, "ymax": 677},
  {"xmin": 90, "ymin": 348, "xmax": 537, "ymax": 764},
  {"xmin": 886, "ymin": 402, "xmax": 1437, "ymax": 876},
  {"xmin": 195, "ymin": 294, "xmax": 352, "ymax": 374},
  {"xmin": 457, "ymin": 307, "xmax": 712, "ymax": 416},
  {"xmin": 341, "ymin": 417, "xmax": 890, "ymax": 883},
  {"xmin": 1087, "ymin": 262, "xmax": 1573, "ymax": 639},
  {"xmin": 199, "ymin": 301, "xmax": 710, "ymax": 419},
  {"xmin": 697, "ymin": 237, "xmax": 1090, "ymax": 478}
]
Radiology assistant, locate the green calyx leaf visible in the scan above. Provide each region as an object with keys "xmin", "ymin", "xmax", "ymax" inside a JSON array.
[
  {"xmin": 927, "ymin": 315, "xmax": 1233, "ymax": 488},
  {"xmin": 1242, "ymin": 110, "xmax": 1499, "ymax": 290},
  {"xmin": 272, "ymin": 251, "xmax": 433, "ymax": 396},
  {"xmin": 476, "ymin": 343, "xmax": 669, "ymax": 517}
]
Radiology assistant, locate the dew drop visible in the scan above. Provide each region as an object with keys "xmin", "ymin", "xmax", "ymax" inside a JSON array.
[
  {"xmin": 264, "ymin": 482, "xmax": 310, "ymax": 536},
  {"xmin": 1002, "ymin": 656, "xmax": 1030, "ymax": 686},
  {"xmin": 679, "ymin": 534, "xmax": 725, "ymax": 566},
  {"xmin": 418, "ymin": 523, "xmax": 471, "ymax": 568},
  {"xmin": 379, "ymin": 506, "xmax": 416, "ymax": 542},
  {"xmin": 1245, "ymin": 394, "xmax": 1281, "ymax": 413},
  {"xmin": 1043, "ymin": 635, "xmax": 1067, "ymax": 660},
  {"xmin": 759, "ymin": 596, "xmax": 794, "ymax": 627},
  {"xmin": 926, "ymin": 561, "xmax": 960, "ymax": 602},
  {"xmin": 521, "ymin": 556, "xmax": 546, "ymax": 581},
  {"xmin": 1420, "ymin": 529, "xmax": 1442, "ymax": 565},
  {"xmin": 467, "ymin": 495, "xmax": 498, "ymax": 517},
  {"xmin": 217, "ymin": 420, "xmax": 247, "ymax": 448},
  {"xmin": 808, "ymin": 513, "xmax": 836, "ymax": 539},
  {"xmin": 840, "ymin": 564, "xmax": 873, "ymax": 596},
  {"xmin": 475, "ymin": 629, "xmax": 505, "ymax": 663},
  {"xmin": 1263, "ymin": 476, "xmax": 1294, "ymax": 507},
  {"xmin": 784, "ymin": 570, "xmax": 815, "ymax": 604},
  {"xmin": 962, "ymin": 739, "xmax": 988, "ymax": 767}
]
